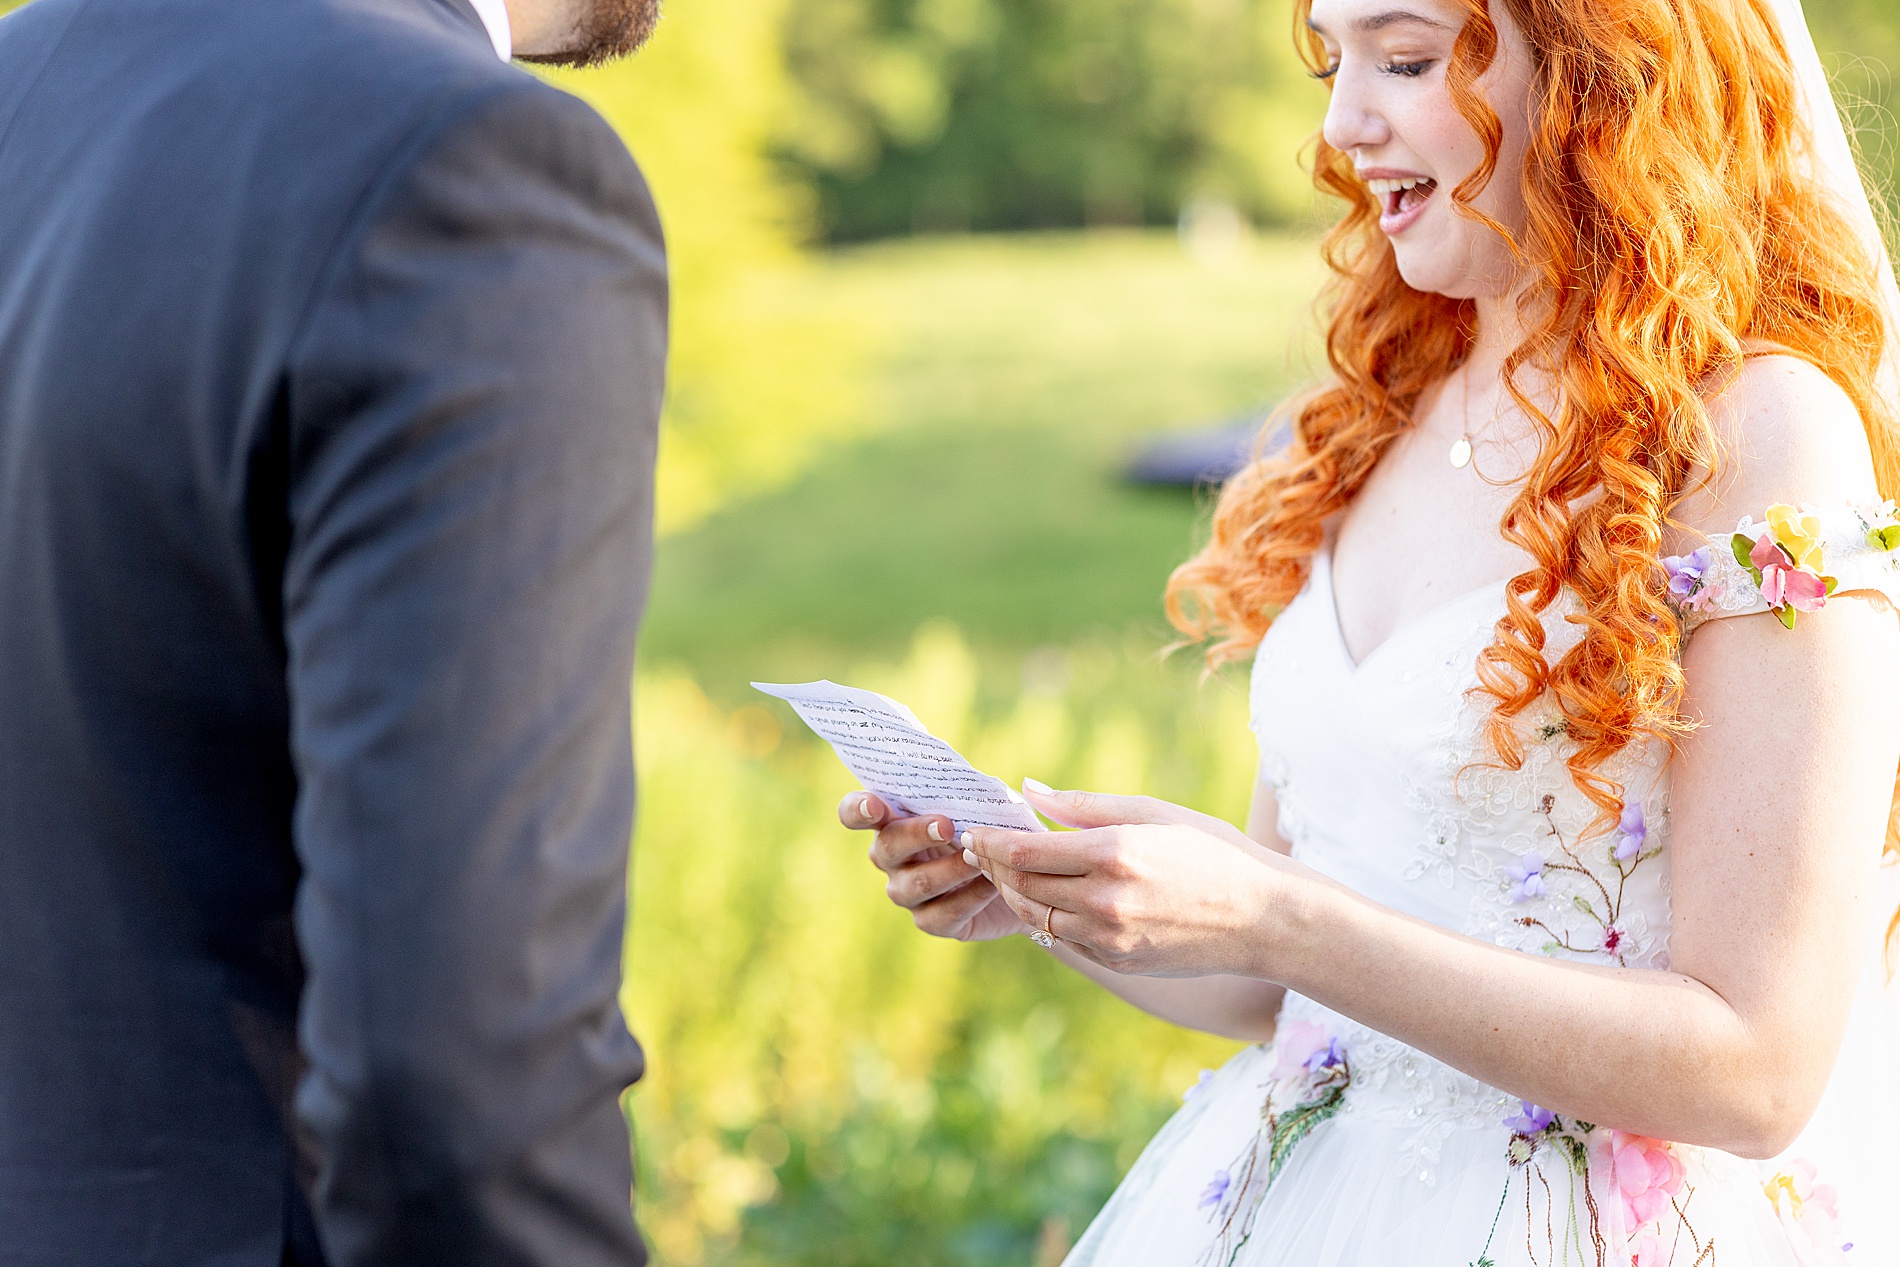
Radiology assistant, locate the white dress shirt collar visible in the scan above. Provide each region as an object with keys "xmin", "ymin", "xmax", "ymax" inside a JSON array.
[{"xmin": 466, "ymin": 0, "xmax": 512, "ymax": 60}]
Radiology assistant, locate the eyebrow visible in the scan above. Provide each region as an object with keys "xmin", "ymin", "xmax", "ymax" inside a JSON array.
[{"xmin": 1306, "ymin": 9, "xmax": 1456, "ymax": 35}]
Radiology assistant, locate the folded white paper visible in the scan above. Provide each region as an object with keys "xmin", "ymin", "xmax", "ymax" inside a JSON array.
[{"xmin": 752, "ymin": 680, "xmax": 1041, "ymax": 834}]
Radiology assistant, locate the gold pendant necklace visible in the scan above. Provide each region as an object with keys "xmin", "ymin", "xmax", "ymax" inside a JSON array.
[{"xmin": 1450, "ymin": 367, "xmax": 1477, "ymax": 468}]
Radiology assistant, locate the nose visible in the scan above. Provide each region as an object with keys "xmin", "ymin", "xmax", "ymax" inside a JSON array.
[{"xmin": 1321, "ymin": 67, "xmax": 1392, "ymax": 156}]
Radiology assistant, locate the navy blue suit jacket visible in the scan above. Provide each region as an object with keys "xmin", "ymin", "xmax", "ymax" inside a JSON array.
[{"xmin": 0, "ymin": 0, "xmax": 664, "ymax": 1261}]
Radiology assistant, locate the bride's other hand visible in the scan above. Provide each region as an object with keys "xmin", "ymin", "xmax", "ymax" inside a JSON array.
[
  {"xmin": 839, "ymin": 792, "xmax": 1028, "ymax": 941},
  {"xmin": 961, "ymin": 783, "xmax": 1313, "ymax": 978}
]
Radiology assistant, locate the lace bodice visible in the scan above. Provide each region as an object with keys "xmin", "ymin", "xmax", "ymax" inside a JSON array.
[{"xmin": 1246, "ymin": 500, "xmax": 1900, "ymax": 1178}]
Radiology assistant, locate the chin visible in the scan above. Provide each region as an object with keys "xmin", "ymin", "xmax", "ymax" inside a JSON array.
[
  {"xmin": 1394, "ymin": 236, "xmax": 1518, "ymax": 302},
  {"xmin": 1390, "ymin": 249, "xmax": 1471, "ymax": 300}
]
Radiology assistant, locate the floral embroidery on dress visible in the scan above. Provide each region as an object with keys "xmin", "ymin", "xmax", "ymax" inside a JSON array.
[
  {"xmin": 1471, "ymin": 1112, "xmax": 1711, "ymax": 1267},
  {"xmin": 1196, "ymin": 1022, "xmax": 1351, "ymax": 1266},
  {"xmin": 1508, "ymin": 793, "xmax": 1662, "ymax": 967}
]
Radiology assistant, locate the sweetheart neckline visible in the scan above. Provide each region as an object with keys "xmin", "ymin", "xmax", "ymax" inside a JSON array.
[{"xmin": 1317, "ymin": 543, "xmax": 1512, "ymax": 675}]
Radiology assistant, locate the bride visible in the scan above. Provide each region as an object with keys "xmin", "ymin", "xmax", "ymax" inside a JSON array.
[{"xmin": 841, "ymin": 0, "xmax": 1900, "ymax": 1261}]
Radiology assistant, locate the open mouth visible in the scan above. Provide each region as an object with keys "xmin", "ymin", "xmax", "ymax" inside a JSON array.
[{"xmin": 1367, "ymin": 176, "xmax": 1437, "ymax": 219}]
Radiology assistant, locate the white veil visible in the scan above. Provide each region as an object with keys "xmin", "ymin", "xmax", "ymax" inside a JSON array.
[{"xmin": 1765, "ymin": 0, "xmax": 1900, "ymax": 402}]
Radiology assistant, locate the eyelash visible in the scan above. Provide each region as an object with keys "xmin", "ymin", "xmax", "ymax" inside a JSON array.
[{"xmin": 1311, "ymin": 59, "xmax": 1436, "ymax": 81}]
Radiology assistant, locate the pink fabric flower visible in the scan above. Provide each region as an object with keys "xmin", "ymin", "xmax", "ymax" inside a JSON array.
[
  {"xmin": 1270, "ymin": 1021, "xmax": 1329, "ymax": 1083},
  {"xmin": 1685, "ymin": 577, "xmax": 1724, "ymax": 613},
  {"xmin": 1751, "ymin": 532, "xmax": 1829, "ymax": 613},
  {"xmin": 1598, "ymin": 1130, "xmax": 1685, "ymax": 1232},
  {"xmin": 1630, "ymin": 1231, "xmax": 1667, "ymax": 1267}
]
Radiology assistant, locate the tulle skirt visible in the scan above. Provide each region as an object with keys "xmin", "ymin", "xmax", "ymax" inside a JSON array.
[{"xmin": 1064, "ymin": 1039, "xmax": 1880, "ymax": 1267}]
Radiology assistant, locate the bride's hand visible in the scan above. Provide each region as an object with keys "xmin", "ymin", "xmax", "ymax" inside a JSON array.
[
  {"xmin": 839, "ymin": 792, "xmax": 1028, "ymax": 941},
  {"xmin": 961, "ymin": 783, "xmax": 1310, "ymax": 978}
]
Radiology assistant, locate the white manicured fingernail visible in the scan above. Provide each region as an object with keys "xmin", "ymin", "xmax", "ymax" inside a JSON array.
[
  {"xmin": 962, "ymin": 848, "xmax": 981, "ymax": 867},
  {"xmin": 927, "ymin": 820, "xmax": 946, "ymax": 843},
  {"xmin": 958, "ymin": 830, "xmax": 974, "ymax": 849},
  {"xmin": 858, "ymin": 795, "xmax": 875, "ymax": 821},
  {"xmin": 1022, "ymin": 778, "xmax": 1054, "ymax": 795}
]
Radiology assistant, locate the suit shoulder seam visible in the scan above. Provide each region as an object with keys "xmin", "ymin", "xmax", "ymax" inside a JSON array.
[{"xmin": 280, "ymin": 77, "xmax": 542, "ymax": 376}]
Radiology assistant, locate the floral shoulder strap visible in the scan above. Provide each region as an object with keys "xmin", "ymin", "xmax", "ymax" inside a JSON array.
[{"xmin": 1663, "ymin": 500, "xmax": 1900, "ymax": 635}]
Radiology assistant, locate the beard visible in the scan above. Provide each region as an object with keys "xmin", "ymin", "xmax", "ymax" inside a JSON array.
[{"xmin": 515, "ymin": 0, "xmax": 663, "ymax": 68}]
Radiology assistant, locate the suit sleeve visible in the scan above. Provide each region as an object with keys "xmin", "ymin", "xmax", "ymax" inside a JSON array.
[{"xmin": 279, "ymin": 78, "xmax": 664, "ymax": 1266}]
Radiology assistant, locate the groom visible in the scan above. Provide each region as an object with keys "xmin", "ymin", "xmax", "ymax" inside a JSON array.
[{"xmin": 0, "ymin": 0, "xmax": 664, "ymax": 1262}]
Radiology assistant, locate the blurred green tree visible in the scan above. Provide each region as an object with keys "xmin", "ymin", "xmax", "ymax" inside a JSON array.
[{"xmin": 774, "ymin": 0, "xmax": 1326, "ymax": 239}]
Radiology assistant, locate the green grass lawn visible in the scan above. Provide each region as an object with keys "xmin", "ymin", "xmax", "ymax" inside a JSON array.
[{"xmin": 641, "ymin": 229, "xmax": 1328, "ymax": 695}]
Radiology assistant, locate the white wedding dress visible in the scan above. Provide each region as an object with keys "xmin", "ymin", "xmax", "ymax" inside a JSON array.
[{"xmin": 1065, "ymin": 506, "xmax": 1900, "ymax": 1267}]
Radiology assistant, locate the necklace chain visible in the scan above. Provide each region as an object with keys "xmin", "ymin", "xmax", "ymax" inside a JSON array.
[{"xmin": 1451, "ymin": 364, "xmax": 1504, "ymax": 470}]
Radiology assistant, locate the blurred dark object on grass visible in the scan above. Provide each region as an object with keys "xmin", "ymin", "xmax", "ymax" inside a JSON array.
[{"xmin": 1123, "ymin": 413, "xmax": 1289, "ymax": 488}]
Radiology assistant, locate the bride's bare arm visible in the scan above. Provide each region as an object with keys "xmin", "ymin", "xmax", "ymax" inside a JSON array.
[
  {"xmin": 844, "ymin": 776, "xmax": 1288, "ymax": 1041},
  {"xmin": 966, "ymin": 360, "xmax": 1900, "ymax": 1158}
]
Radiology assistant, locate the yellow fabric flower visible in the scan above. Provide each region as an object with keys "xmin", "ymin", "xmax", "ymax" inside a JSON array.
[
  {"xmin": 1763, "ymin": 1172, "xmax": 1803, "ymax": 1217},
  {"xmin": 1765, "ymin": 504, "xmax": 1824, "ymax": 572}
]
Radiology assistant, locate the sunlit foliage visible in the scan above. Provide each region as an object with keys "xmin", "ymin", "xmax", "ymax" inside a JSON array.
[
  {"xmin": 542, "ymin": 11, "xmax": 880, "ymax": 534},
  {"xmin": 626, "ymin": 625, "xmax": 1251, "ymax": 1264}
]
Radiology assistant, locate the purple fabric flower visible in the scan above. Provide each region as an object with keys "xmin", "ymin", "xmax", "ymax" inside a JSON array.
[
  {"xmin": 1614, "ymin": 802, "xmax": 1647, "ymax": 861},
  {"xmin": 1503, "ymin": 1100, "xmax": 1555, "ymax": 1135},
  {"xmin": 1504, "ymin": 852, "xmax": 1546, "ymax": 903},
  {"xmin": 1661, "ymin": 546, "xmax": 1712, "ymax": 599},
  {"xmin": 1197, "ymin": 1168, "xmax": 1232, "ymax": 1211},
  {"xmin": 1182, "ymin": 1069, "xmax": 1215, "ymax": 1102},
  {"xmin": 1306, "ymin": 1037, "xmax": 1346, "ymax": 1073}
]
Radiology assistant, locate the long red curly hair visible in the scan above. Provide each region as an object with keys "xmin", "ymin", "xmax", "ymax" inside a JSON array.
[{"xmin": 1166, "ymin": 0, "xmax": 1900, "ymax": 940}]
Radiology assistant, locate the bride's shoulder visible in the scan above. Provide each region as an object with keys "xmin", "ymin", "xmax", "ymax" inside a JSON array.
[
  {"xmin": 1659, "ymin": 354, "xmax": 1900, "ymax": 634},
  {"xmin": 1671, "ymin": 351, "xmax": 1882, "ymax": 544}
]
